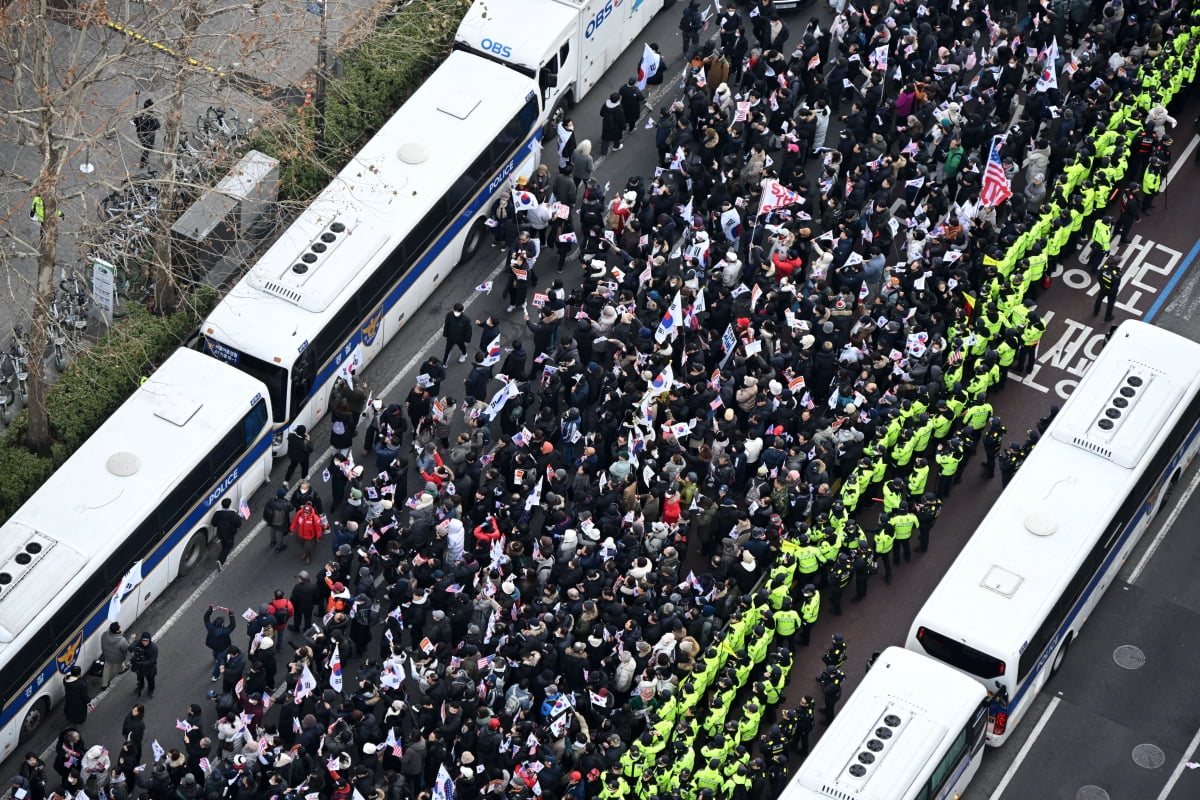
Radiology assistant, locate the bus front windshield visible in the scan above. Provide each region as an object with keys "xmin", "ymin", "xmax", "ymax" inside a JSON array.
[{"xmin": 203, "ymin": 338, "xmax": 289, "ymax": 424}]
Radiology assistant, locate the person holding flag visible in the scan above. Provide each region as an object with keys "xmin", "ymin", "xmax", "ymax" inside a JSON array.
[{"xmin": 979, "ymin": 135, "xmax": 1012, "ymax": 208}]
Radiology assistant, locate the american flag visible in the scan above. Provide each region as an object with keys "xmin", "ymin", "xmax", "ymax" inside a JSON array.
[{"xmin": 980, "ymin": 135, "xmax": 1012, "ymax": 208}]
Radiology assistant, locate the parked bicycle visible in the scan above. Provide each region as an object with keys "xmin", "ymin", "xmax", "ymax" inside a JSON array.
[
  {"xmin": 197, "ymin": 106, "xmax": 252, "ymax": 150},
  {"xmin": 6, "ymin": 326, "xmax": 30, "ymax": 407}
]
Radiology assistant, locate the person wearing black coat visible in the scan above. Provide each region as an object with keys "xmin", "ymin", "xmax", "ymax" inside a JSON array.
[
  {"xmin": 121, "ymin": 705, "xmax": 146, "ymax": 762},
  {"xmin": 62, "ymin": 667, "xmax": 89, "ymax": 725},
  {"xmin": 442, "ymin": 304, "xmax": 473, "ymax": 364},
  {"xmin": 203, "ymin": 606, "xmax": 236, "ymax": 682},
  {"xmin": 463, "ymin": 355, "xmax": 493, "ymax": 404}
]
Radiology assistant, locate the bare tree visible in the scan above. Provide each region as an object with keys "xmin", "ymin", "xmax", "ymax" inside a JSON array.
[{"xmin": 0, "ymin": 0, "xmax": 135, "ymax": 454}]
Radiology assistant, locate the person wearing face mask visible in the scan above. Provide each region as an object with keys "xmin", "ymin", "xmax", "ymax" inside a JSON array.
[{"xmin": 442, "ymin": 303, "xmax": 472, "ymax": 364}]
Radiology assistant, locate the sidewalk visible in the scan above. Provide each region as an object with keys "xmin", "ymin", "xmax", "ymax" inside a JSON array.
[{"xmin": 0, "ymin": 0, "xmax": 383, "ymax": 380}]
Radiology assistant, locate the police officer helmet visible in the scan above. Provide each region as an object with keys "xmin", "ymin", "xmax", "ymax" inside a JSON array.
[
  {"xmin": 924, "ymin": 492, "xmax": 936, "ymax": 501},
  {"xmin": 825, "ymin": 664, "xmax": 838, "ymax": 673},
  {"xmin": 1128, "ymin": 181, "xmax": 1140, "ymax": 191},
  {"xmin": 1102, "ymin": 215, "xmax": 1113, "ymax": 225},
  {"xmin": 781, "ymin": 597, "xmax": 792, "ymax": 609},
  {"xmin": 803, "ymin": 584, "xmax": 816, "ymax": 594},
  {"xmin": 837, "ymin": 552, "xmax": 850, "ymax": 563},
  {"xmin": 798, "ymin": 535, "xmax": 810, "ymax": 546},
  {"xmin": 833, "ymin": 633, "xmax": 844, "ymax": 642},
  {"xmin": 898, "ymin": 501, "xmax": 908, "ymax": 511}
]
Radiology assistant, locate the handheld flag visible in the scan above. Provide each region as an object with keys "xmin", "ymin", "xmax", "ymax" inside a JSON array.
[
  {"xmin": 433, "ymin": 764, "xmax": 457, "ymax": 800},
  {"xmin": 757, "ymin": 178, "xmax": 804, "ymax": 216},
  {"xmin": 636, "ymin": 44, "xmax": 662, "ymax": 91},
  {"xmin": 655, "ymin": 292, "xmax": 683, "ymax": 343},
  {"xmin": 107, "ymin": 560, "xmax": 144, "ymax": 622},
  {"xmin": 1035, "ymin": 37, "xmax": 1059, "ymax": 93},
  {"xmin": 328, "ymin": 643, "xmax": 343, "ymax": 693},
  {"xmin": 980, "ymin": 135, "xmax": 1012, "ymax": 207}
]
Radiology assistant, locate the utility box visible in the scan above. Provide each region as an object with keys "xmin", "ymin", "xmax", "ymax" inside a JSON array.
[
  {"xmin": 214, "ymin": 150, "xmax": 279, "ymax": 234},
  {"xmin": 171, "ymin": 192, "xmax": 238, "ymax": 280},
  {"xmin": 171, "ymin": 150, "xmax": 279, "ymax": 281}
]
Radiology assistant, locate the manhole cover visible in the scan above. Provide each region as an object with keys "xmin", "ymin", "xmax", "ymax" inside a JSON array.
[
  {"xmin": 1113, "ymin": 644, "xmax": 1147, "ymax": 669},
  {"xmin": 1076, "ymin": 787, "xmax": 1110, "ymax": 800},
  {"xmin": 1132, "ymin": 743, "xmax": 1166, "ymax": 769}
]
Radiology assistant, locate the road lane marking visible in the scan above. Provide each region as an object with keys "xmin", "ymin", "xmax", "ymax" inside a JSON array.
[
  {"xmin": 1129, "ymin": 465, "xmax": 1200, "ymax": 585},
  {"xmin": 987, "ymin": 696, "xmax": 1061, "ymax": 800},
  {"xmin": 1155, "ymin": 724, "xmax": 1200, "ymax": 800}
]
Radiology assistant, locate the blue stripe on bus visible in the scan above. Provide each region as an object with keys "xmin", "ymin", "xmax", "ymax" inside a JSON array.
[
  {"xmin": 1, "ymin": 432, "xmax": 273, "ymax": 729},
  {"xmin": 996, "ymin": 416, "xmax": 1200, "ymax": 721},
  {"xmin": 272, "ymin": 128, "xmax": 543, "ymax": 434}
]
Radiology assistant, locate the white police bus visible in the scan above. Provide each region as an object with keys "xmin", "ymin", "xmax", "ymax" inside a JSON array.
[
  {"xmin": 0, "ymin": 349, "xmax": 273, "ymax": 754},
  {"xmin": 201, "ymin": 50, "xmax": 541, "ymax": 453},
  {"xmin": 780, "ymin": 647, "xmax": 989, "ymax": 800},
  {"xmin": 907, "ymin": 321, "xmax": 1200, "ymax": 745}
]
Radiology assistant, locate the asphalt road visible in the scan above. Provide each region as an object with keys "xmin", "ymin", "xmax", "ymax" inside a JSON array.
[
  {"xmin": 9, "ymin": 6, "xmax": 1200, "ymax": 800},
  {"xmin": 965, "ymin": 94, "xmax": 1200, "ymax": 800}
]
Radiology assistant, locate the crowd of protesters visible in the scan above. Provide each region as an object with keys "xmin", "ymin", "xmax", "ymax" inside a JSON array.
[{"xmin": 25, "ymin": 4, "xmax": 1200, "ymax": 800}]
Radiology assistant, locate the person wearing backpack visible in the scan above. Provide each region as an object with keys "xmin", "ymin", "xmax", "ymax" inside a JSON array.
[
  {"xmin": 263, "ymin": 488, "xmax": 292, "ymax": 552},
  {"xmin": 679, "ymin": 0, "xmax": 703, "ymax": 58},
  {"xmin": 266, "ymin": 590, "xmax": 294, "ymax": 638}
]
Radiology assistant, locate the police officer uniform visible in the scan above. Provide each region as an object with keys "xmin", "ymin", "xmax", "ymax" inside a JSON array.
[
  {"xmin": 817, "ymin": 665, "xmax": 845, "ymax": 724},
  {"xmin": 1093, "ymin": 257, "xmax": 1122, "ymax": 322}
]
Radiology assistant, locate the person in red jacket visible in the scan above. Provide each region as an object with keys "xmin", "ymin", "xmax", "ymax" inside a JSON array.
[
  {"xmin": 771, "ymin": 248, "xmax": 804, "ymax": 279},
  {"xmin": 472, "ymin": 516, "xmax": 502, "ymax": 555},
  {"xmin": 265, "ymin": 590, "xmax": 294, "ymax": 636},
  {"xmin": 290, "ymin": 502, "xmax": 324, "ymax": 564},
  {"xmin": 661, "ymin": 491, "xmax": 682, "ymax": 526}
]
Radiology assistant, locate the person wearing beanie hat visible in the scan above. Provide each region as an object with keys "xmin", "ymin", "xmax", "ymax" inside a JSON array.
[{"xmin": 263, "ymin": 485, "xmax": 292, "ymax": 552}]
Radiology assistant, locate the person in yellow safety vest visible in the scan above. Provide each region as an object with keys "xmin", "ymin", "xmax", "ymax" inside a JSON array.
[
  {"xmin": 907, "ymin": 457, "xmax": 931, "ymax": 497},
  {"xmin": 1142, "ymin": 156, "xmax": 1165, "ymax": 213},
  {"xmin": 817, "ymin": 525, "xmax": 842, "ymax": 567},
  {"xmin": 890, "ymin": 428, "xmax": 917, "ymax": 468},
  {"xmin": 600, "ymin": 772, "xmax": 630, "ymax": 800},
  {"xmin": 965, "ymin": 363, "xmax": 992, "ymax": 400},
  {"xmin": 910, "ymin": 413, "xmax": 934, "ymax": 453},
  {"xmin": 1016, "ymin": 312, "xmax": 1046, "ymax": 374},
  {"xmin": 840, "ymin": 465, "xmax": 870, "ymax": 510},
  {"xmin": 872, "ymin": 516, "xmax": 895, "ymax": 583},
  {"xmin": 882, "ymin": 478, "xmax": 905, "ymax": 514},
  {"xmin": 962, "ymin": 397, "xmax": 993, "ymax": 443},
  {"xmin": 798, "ymin": 584, "xmax": 820, "ymax": 646},
  {"xmin": 773, "ymin": 597, "xmax": 801, "ymax": 647},
  {"xmin": 1025, "ymin": 244, "xmax": 1049, "ymax": 299},
  {"xmin": 700, "ymin": 734, "xmax": 731, "ymax": 767},
  {"xmin": 766, "ymin": 572, "xmax": 791, "ymax": 611},
  {"xmin": 888, "ymin": 503, "xmax": 920, "ymax": 563},
  {"xmin": 930, "ymin": 400, "xmax": 955, "ymax": 440},
  {"xmin": 702, "ymin": 692, "xmax": 730, "ymax": 739},
  {"xmin": 866, "ymin": 447, "xmax": 887, "ymax": 486},
  {"xmin": 747, "ymin": 623, "xmax": 772, "ymax": 664},
  {"xmin": 995, "ymin": 332, "xmax": 1018, "ymax": 389},
  {"xmin": 793, "ymin": 535, "xmax": 822, "ymax": 579},
  {"xmin": 736, "ymin": 701, "xmax": 763, "ymax": 744},
  {"xmin": 935, "ymin": 439, "xmax": 962, "ymax": 499},
  {"xmin": 693, "ymin": 760, "xmax": 727, "ymax": 798},
  {"xmin": 1087, "ymin": 215, "xmax": 1115, "ymax": 273}
]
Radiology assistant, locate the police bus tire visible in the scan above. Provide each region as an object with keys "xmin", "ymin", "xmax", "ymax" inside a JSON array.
[
  {"xmin": 179, "ymin": 531, "xmax": 208, "ymax": 575},
  {"xmin": 19, "ymin": 697, "xmax": 48, "ymax": 742},
  {"xmin": 461, "ymin": 218, "xmax": 488, "ymax": 264},
  {"xmin": 1050, "ymin": 635, "xmax": 1072, "ymax": 678}
]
